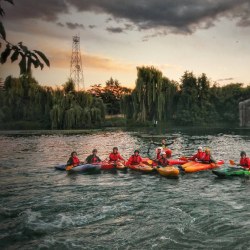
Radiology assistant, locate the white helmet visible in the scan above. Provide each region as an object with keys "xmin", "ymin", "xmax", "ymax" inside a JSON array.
[{"xmin": 198, "ymin": 146, "xmax": 202, "ymax": 150}]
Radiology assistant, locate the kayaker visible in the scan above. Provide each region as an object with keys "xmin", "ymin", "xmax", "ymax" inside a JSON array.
[
  {"xmin": 108, "ymin": 147, "xmax": 125, "ymax": 164},
  {"xmin": 154, "ymin": 147, "xmax": 163, "ymax": 161},
  {"xmin": 126, "ymin": 150, "xmax": 143, "ymax": 165},
  {"xmin": 189, "ymin": 146, "xmax": 204, "ymax": 161},
  {"xmin": 67, "ymin": 151, "xmax": 80, "ymax": 166},
  {"xmin": 151, "ymin": 138, "xmax": 174, "ymax": 158},
  {"xmin": 85, "ymin": 149, "xmax": 102, "ymax": 164},
  {"xmin": 158, "ymin": 152, "xmax": 169, "ymax": 167},
  {"xmin": 239, "ymin": 151, "xmax": 250, "ymax": 169},
  {"xmin": 201, "ymin": 148, "xmax": 216, "ymax": 164}
]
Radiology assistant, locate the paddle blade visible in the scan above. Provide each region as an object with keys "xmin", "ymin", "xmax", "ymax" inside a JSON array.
[
  {"xmin": 229, "ymin": 160, "xmax": 236, "ymax": 166},
  {"xmin": 66, "ymin": 165, "xmax": 74, "ymax": 171},
  {"xmin": 147, "ymin": 159, "xmax": 153, "ymax": 165}
]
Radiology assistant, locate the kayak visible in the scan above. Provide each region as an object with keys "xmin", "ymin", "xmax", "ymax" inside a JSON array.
[
  {"xmin": 128, "ymin": 164, "xmax": 155, "ymax": 173},
  {"xmin": 101, "ymin": 161, "xmax": 127, "ymax": 170},
  {"xmin": 54, "ymin": 164, "xmax": 67, "ymax": 170},
  {"xmin": 141, "ymin": 158, "xmax": 187, "ymax": 166},
  {"xmin": 67, "ymin": 164, "xmax": 101, "ymax": 172},
  {"xmin": 182, "ymin": 160, "xmax": 224, "ymax": 173},
  {"xmin": 168, "ymin": 159, "xmax": 188, "ymax": 165},
  {"xmin": 157, "ymin": 166, "xmax": 180, "ymax": 177},
  {"xmin": 212, "ymin": 167, "xmax": 250, "ymax": 178}
]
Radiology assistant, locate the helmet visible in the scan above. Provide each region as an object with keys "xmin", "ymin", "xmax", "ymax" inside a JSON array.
[
  {"xmin": 240, "ymin": 151, "xmax": 246, "ymax": 157},
  {"xmin": 157, "ymin": 147, "xmax": 163, "ymax": 151},
  {"xmin": 113, "ymin": 147, "xmax": 118, "ymax": 151},
  {"xmin": 198, "ymin": 146, "xmax": 202, "ymax": 150},
  {"xmin": 134, "ymin": 150, "xmax": 139, "ymax": 154},
  {"xmin": 92, "ymin": 149, "xmax": 97, "ymax": 153}
]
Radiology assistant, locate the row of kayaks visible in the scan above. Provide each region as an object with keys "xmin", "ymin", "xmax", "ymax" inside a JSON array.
[{"xmin": 55, "ymin": 158, "xmax": 250, "ymax": 178}]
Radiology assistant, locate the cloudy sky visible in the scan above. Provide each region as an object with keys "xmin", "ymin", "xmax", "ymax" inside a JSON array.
[{"xmin": 1, "ymin": 0, "xmax": 250, "ymax": 89}]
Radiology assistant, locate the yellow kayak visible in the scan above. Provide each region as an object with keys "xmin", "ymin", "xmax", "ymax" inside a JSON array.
[{"xmin": 157, "ymin": 166, "xmax": 180, "ymax": 177}]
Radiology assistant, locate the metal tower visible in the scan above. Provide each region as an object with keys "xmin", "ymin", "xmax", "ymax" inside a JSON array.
[{"xmin": 70, "ymin": 35, "xmax": 84, "ymax": 90}]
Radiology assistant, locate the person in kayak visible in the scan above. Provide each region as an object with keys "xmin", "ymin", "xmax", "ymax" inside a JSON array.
[
  {"xmin": 154, "ymin": 147, "xmax": 163, "ymax": 161},
  {"xmin": 85, "ymin": 149, "xmax": 102, "ymax": 164},
  {"xmin": 189, "ymin": 146, "xmax": 204, "ymax": 161},
  {"xmin": 151, "ymin": 138, "xmax": 174, "ymax": 158},
  {"xmin": 201, "ymin": 148, "xmax": 216, "ymax": 164},
  {"xmin": 158, "ymin": 151, "xmax": 169, "ymax": 167},
  {"xmin": 108, "ymin": 147, "xmax": 125, "ymax": 164},
  {"xmin": 126, "ymin": 150, "xmax": 143, "ymax": 165},
  {"xmin": 67, "ymin": 151, "xmax": 80, "ymax": 166},
  {"xmin": 239, "ymin": 151, "xmax": 250, "ymax": 169}
]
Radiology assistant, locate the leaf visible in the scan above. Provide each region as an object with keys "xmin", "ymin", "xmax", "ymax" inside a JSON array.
[
  {"xmin": 4, "ymin": 0, "xmax": 14, "ymax": 4},
  {"xmin": 10, "ymin": 48, "xmax": 19, "ymax": 62},
  {"xmin": 19, "ymin": 55, "xmax": 27, "ymax": 75},
  {"xmin": 0, "ymin": 7, "xmax": 5, "ymax": 16},
  {"xmin": 0, "ymin": 44, "xmax": 11, "ymax": 64},
  {"xmin": 0, "ymin": 21, "xmax": 6, "ymax": 40},
  {"xmin": 34, "ymin": 50, "xmax": 50, "ymax": 67},
  {"xmin": 18, "ymin": 42, "xmax": 28, "ymax": 53}
]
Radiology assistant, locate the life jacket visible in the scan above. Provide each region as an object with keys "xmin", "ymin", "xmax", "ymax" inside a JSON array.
[
  {"xmin": 89, "ymin": 155, "xmax": 100, "ymax": 163},
  {"xmin": 109, "ymin": 153, "xmax": 122, "ymax": 161},
  {"xmin": 190, "ymin": 151, "xmax": 204, "ymax": 161},
  {"xmin": 201, "ymin": 153, "xmax": 211, "ymax": 163},
  {"xmin": 158, "ymin": 157, "xmax": 169, "ymax": 166},
  {"xmin": 156, "ymin": 152, "xmax": 161, "ymax": 160},
  {"xmin": 127, "ymin": 155, "xmax": 142, "ymax": 165},
  {"xmin": 240, "ymin": 157, "xmax": 250, "ymax": 168},
  {"xmin": 72, "ymin": 156, "xmax": 80, "ymax": 166}
]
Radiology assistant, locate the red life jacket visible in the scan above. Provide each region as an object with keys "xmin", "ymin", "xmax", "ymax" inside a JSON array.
[
  {"xmin": 127, "ymin": 155, "xmax": 142, "ymax": 165},
  {"xmin": 201, "ymin": 154, "xmax": 211, "ymax": 162},
  {"xmin": 158, "ymin": 158, "xmax": 169, "ymax": 166},
  {"xmin": 109, "ymin": 153, "xmax": 123, "ymax": 161},
  {"xmin": 240, "ymin": 157, "xmax": 250, "ymax": 168},
  {"xmin": 156, "ymin": 152, "xmax": 161, "ymax": 160},
  {"xmin": 190, "ymin": 151, "xmax": 204, "ymax": 161},
  {"xmin": 91, "ymin": 156, "xmax": 99, "ymax": 163},
  {"xmin": 72, "ymin": 156, "xmax": 80, "ymax": 166}
]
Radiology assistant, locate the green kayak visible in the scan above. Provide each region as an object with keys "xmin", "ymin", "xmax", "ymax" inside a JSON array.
[{"xmin": 212, "ymin": 167, "xmax": 250, "ymax": 178}]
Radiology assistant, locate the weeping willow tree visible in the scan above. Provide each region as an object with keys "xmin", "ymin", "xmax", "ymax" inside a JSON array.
[
  {"xmin": 121, "ymin": 66, "xmax": 178, "ymax": 122},
  {"xmin": 1, "ymin": 76, "xmax": 106, "ymax": 129}
]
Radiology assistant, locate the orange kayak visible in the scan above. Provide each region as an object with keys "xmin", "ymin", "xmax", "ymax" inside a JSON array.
[
  {"xmin": 182, "ymin": 160, "xmax": 224, "ymax": 173},
  {"xmin": 128, "ymin": 164, "xmax": 155, "ymax": 173},
  {"xmin": 157, "ymin": 166, "xmax": 179, "ymax": 177}
]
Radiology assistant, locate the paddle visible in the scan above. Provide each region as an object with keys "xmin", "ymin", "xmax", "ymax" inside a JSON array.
[
  {"xmin": 229, "ymin": 160, "xmax": 246, "ymax": 170},
  {"xmin": 66, "ymin": 165, "xmax": 74, "ymax": 171}
]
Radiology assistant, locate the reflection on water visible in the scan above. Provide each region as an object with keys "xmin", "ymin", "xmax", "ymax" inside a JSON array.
[{"xmin": 0, "ymin": 128, "xmax": 250, "ymax": 249}]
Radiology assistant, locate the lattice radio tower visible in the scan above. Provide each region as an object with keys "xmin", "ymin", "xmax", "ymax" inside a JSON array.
[{"xmin": 70, "ymin": 35, "xmax": 84, "ymax": 90}]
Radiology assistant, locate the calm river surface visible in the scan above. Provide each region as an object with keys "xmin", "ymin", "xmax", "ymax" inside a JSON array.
[{"xmin": 0, "ymin": 128, "xmax": 250, "ymax": 250}]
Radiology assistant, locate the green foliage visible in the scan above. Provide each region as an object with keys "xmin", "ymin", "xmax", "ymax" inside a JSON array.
[
  {"xmin": 1, "ymin": 75, "xmax": 106, "ymax": 129},
  {"xmin": 122, "ymin": 67, "xmax": 249, "ymax": 126},
  {"xmin": 88, "ymin": 77, "xmax": 132, "ymax": 115},
  {"xmin": 0, "ymin": 0, "xmax": 50, "ymax": 75}
]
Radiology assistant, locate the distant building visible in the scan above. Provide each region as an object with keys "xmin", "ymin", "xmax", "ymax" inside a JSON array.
[{"xmin": 239, "ymin": 99, "xmax": 250, "ymax": 127}]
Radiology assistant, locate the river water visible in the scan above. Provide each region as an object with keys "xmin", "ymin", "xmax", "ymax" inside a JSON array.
[{"xmin": 0, "ymin": 129, "xmax": 250, "ymax": 249}]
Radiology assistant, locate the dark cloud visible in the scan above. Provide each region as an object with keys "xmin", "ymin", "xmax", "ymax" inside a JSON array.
[
  {"xmin": 66, "ymin": 22, "xmax": 85, "ymax": 30},
  {"xmin": 106, "ymin": 26, "xmax": 124, "ymax": 33},
  {"xmin": 68, "ymin": 0, "xmax": 250, "ymax": 34},
  {"xmin": 88, "ymin": 25, "xmax": 96, "ymax": 29},
  {"xmin": 4, "ymin": 0, "xmax": 250, "ymax": 35},
  {"xmin": 57, "ymin": 22, "xmax": 64, "ymax": 27}
]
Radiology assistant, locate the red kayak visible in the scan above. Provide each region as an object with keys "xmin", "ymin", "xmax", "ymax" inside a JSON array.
[
  {"xmin": 142, "ymin": 157, "xmax": 188, "ymax": 166},
  {"xmin": 101, "ymin": 161, "xmax": 127, "ymax": 170}
]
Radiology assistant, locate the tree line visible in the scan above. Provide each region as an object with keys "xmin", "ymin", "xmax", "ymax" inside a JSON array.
[{"xmin": 121, "ymin": 66, "xmax": 250, "ymax": 126}]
